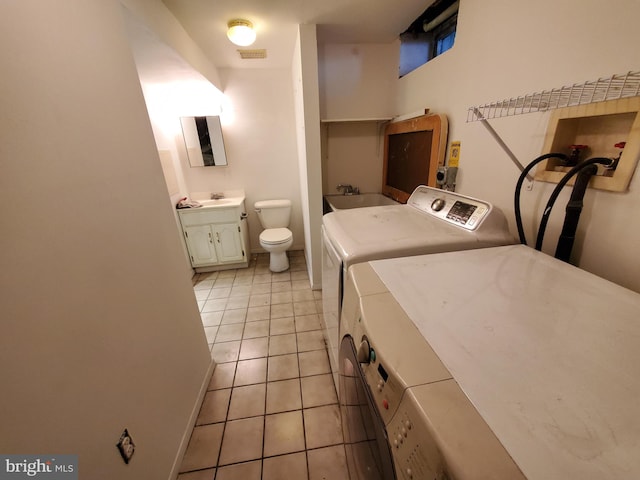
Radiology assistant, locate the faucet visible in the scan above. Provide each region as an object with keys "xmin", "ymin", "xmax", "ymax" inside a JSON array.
[
  {"xmin": 210, "ymin": 192, "xmax": 225, "ymax": 200},
  {"xmin": 336, "ymin": 184, "xmax": 359, "ymax": 195}
]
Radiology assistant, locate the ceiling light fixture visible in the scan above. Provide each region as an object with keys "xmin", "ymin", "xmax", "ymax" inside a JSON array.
[{"xmin": 226, "ymin": 19, "xmax": 256, "ymax": 47}]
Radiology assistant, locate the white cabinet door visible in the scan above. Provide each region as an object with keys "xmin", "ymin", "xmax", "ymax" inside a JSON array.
[
  {"xmin": 212, "ymin": 223, "xmax": 244, "ymax": 263},
  {"xmin": 178, "ymin": 202, "xmax": 249, "ymax": 269},
  {"xmin": 184, "ymin": 225, "xmax": 218, "ymax": 266}
]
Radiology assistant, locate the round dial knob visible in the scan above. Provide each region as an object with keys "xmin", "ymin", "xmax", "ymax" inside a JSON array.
[
  {"xmin": 431, "ymin": 198, "xmax": 446, "ymax": 211},
  {"xmin": 357, "ymin": 339, "xmax": 371, "ymax": 364}
]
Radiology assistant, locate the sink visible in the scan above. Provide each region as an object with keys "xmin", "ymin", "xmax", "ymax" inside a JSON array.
[
  {"xmin": 194, "ymin": 196, "xmax": 245, "ymax": 208},
  {"xmin": 186, "ymin": 191, "xmax": 245, "ymax": 209},
  {"xmin": 198, "ymin": 199, "xmax": 233, "ymax": 206}
]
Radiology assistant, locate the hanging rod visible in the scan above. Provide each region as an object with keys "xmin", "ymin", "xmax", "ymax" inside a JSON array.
[{"xmin": 467, "ymin": 70, "xmax": 640, "ymax": 122}]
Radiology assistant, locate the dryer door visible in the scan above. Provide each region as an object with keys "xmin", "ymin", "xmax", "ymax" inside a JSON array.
[{"xmin": 339, "ymin": 335, "xmax": 396, "ymax": 480}]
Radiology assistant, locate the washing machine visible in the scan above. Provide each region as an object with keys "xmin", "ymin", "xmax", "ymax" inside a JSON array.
[
  {"xmin": 339, "ymin": 256, "xmax": 525, "ymax": 479},
  {"xmin": 340, "ymin": 245, "xmax": 640, "ymax": 480},
  {"xmin": 322, "ymin": 185, "xmax": 515, "ymax": 392}
]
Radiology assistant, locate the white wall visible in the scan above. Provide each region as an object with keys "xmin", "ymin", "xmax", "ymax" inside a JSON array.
[
  {"xmin": 394, "ymin": 0, "xmax": 640, "ymax": 293},
  {"xmin": 292, "ymin": 25, "xmax": 324, "ymax": 289},
  {"xmin": 0, "ymin": 2, "xmax": 212, "ymax": 478},
  {"xmin": 318, "ymin": 43, "xmax": 399, "ymax": 195},
  {"xmin": 195, "ymin": 68, "xmax": 305, "ymax": 253},
  {"xmin": 318, "ymin": 43, "xmax": 398, "ymax": 120},
  {"xmin": 122, "ymin": 0, "xmax": 222, "ymax": 90},
  {"xmin": 322, "ymin": 121, "xmax": 386, "ymax": 194}
]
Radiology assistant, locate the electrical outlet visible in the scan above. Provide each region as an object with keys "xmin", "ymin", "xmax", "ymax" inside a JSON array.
[{"xmin": 116, "ymin": 429, "xmax": 135, "ymax": 464}]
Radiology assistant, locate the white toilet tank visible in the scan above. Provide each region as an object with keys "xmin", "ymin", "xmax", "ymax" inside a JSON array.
[{"xmin": 255, "ymin": 199, "xmax": 291, "ymax": 228}]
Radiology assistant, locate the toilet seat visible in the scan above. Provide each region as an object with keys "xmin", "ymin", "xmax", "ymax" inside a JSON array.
[{"xmin": 259, "ymin": 227, "xmax": 292, "ymax": 245}]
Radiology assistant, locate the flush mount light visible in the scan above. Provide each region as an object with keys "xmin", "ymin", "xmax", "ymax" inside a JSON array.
[{"xmin": 226, "ymin": 19, "xmax": 256, "ymax": 47}]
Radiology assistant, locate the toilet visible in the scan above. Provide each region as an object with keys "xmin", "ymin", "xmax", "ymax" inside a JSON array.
[{"xmin": 254, "ymin": 199, "xmax": 293, "ymax": 272}]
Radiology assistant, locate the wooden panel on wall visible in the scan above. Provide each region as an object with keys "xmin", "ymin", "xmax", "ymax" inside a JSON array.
[
  {"xmin": 382, "ymin": 113, "xmax": 448, "ymax": 203},
  {"xmin": 536, "ymin": 97, "xmax": 640, "ymax": 192}
]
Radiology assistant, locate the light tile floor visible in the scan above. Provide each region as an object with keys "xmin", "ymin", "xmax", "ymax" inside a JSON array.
[{"xmin": 178, "ymin": 251, "xmax": 350, "ymax": 480}]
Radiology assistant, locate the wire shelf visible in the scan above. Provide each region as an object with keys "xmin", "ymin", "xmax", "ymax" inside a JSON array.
[{"xmin": 467, "ymin": 71, "xmax": 640, "ymax": 122}]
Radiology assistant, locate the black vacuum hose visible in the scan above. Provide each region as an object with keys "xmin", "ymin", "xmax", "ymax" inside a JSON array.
[
  {"xmin": 535, "ymin": 157, "xmax": 613, "ymax": 251},
  {"xmin": 514, "ymin": 153, "xmax": 568, "ymax": 245},
  {"xmin": 554, "ymin": 163, "xmax": 598, "ymax": 262}
]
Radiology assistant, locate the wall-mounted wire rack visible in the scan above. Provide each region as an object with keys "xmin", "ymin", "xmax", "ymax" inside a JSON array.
[{"xmin": 467, "ymin": 70, "xmax": 640, "ymax": 122}]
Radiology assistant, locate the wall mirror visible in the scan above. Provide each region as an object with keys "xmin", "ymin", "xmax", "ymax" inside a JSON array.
[{"xmin": 180, "ymin": 115, "xmax": 228, "ymax": 167}]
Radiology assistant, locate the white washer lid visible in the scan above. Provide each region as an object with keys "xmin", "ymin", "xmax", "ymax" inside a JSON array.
[
  {"xmin": 260, "ymin": 228, "xmax": 292, "ymax": 244},
  {"xmin": 323, "ymin": 205, "xmax": 513, "ymax": 268}
]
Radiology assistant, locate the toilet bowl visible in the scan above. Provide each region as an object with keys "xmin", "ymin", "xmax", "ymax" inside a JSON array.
[
  {"xmin": 254, "ymin": 199, "xmax": 293, "ymax": 272},
  {"xmin": 259, "ymin": 228, "xmax": 293, "ymax": 272}
]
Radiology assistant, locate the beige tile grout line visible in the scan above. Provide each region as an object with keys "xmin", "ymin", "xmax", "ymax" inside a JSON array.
[
  {"xmin": 259, "ymin": 301, "xmax": 270, "ymax": 480},
  {"xmin": 295, "ymin": 316, "xmax": 311, "ymax": 480}
]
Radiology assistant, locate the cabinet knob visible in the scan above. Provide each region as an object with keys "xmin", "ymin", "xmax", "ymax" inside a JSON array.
[{"xmin": 240, "ymin": 212, "xmax": 248, "ymax": 220}]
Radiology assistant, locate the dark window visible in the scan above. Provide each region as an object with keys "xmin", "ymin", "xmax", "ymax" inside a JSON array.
[
  {"xmin": 434, "ymin": 15, "xmax": 457, "ymax": 57},
  {"xmin": 399, "ymin": 0, "xmax": 458, "ymax": 77}
]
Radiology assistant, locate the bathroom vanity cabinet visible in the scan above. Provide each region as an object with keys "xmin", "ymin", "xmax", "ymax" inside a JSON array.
[{"xmin": 178, "ymin": 200, "xmax": 249, "ymax": 272}]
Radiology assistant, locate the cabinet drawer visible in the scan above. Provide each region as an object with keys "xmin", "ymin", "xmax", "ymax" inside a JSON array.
[{"xmin": 179, "ymin": 207, "xmax": 240, "ymax": 226}]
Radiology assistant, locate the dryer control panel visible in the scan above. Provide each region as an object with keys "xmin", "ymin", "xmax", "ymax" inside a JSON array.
[
  {"xmin": 389, "ymin": 382, "xmax": 526, "ymax": 480},
  {"xmin": 407, "ymin": 185, "xmax": 492, "ymax": 231},
  {"xmin": 388, "ymin": 391, "xmax": 447, "ymax": 480}
]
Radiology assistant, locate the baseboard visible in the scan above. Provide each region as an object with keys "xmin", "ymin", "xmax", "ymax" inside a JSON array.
[{"xmin": 168, "ymin": 357, "xmax": 216, "ymax": 480}]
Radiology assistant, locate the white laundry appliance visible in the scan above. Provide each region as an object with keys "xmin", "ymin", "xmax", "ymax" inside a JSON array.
[
  {"xmin": 321, "ymin": 185, "xmax": 515, "ymax": 391},
  {"xmin": 339, "ymin": 245, "xmax": 640, "ymax": 480}
]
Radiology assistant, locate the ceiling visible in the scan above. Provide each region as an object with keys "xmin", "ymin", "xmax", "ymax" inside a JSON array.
[{"xmin": 161, "ymin": 0, "xmax": 434, "ymax": 69}]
